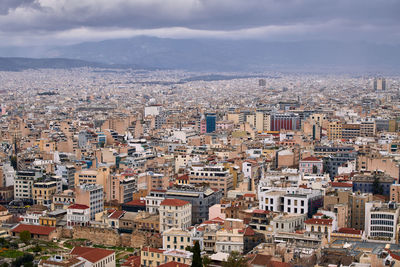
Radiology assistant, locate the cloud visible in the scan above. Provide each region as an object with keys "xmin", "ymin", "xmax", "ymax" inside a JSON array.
[{"xmin": 0, "ymin": 0, "xmax": 399, "ymax": 46}]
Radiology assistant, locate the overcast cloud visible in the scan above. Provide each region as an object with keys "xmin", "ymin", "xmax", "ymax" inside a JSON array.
[{"xmin": 0, "ymin": 0, "xmax": 399, "ymax": 46}]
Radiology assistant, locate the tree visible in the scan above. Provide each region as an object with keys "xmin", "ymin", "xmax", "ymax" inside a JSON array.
[
  {"xmin": 12, "ymin": 253, "xmax": 34, "ymax": 267},
  {"xmin": 32, "ymin": 244, "xmax": 42, "ymax": 253},
  {"xmin": 191, "ymin": 241, "xmax": 202, "ymax": 267},
  {"xmin": 19, "ymin": 230, "xmax": 31, "ymax": 244},
  {"xmin": 222, "ymin": 251, "xmax": 248, "ymax": 267},
  {"xmin": 202, "ymin": 255, "xmax": 211, "ymax": 267}
]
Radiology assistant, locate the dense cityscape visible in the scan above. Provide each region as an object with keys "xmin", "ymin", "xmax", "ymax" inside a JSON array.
[
  {"xmin": 1, "ymin": 0, "xmax": 400, "ymax": 266},
  {"xmin": 0, "ymin": 67, "xmax": 399, "ymax": 267}
]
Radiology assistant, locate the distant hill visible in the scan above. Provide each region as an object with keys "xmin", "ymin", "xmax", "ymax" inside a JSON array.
[
  {"xmin": 47, "ymin": 37, "xmax": 400, "ymax": 73},
  {"xmin": 0, "ymin": 57, "xmax": 114, "ymax": 71},
  {"xmin": 1, "ymin": 37, "xmax": 400, "ymax": 73}
]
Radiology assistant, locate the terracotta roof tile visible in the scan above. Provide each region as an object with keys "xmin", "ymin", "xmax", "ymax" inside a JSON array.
[
  {"xmin": 160, "ymin": 198, "xmax": 190, "ymax": 207},
  {"xmin": 301, "ymin": 156, "xmax": 321, "ymax": 162},
  {"xmin": 124, "ymin": 199, "xmax": 146, "ymax": 206},
  {"xmin": 71, "ymin": 246, "xmax": 114, "ymax": 263},
  {"xmin": 338, "ymin": 228, "xmax": 362, "ymax": 235},
  {"xmin": 68, "ymin": 204, "xmax": 89, "ymax": 210},
  {"xmin": 109, "ymin": 210, "xmax": 126, "ymax": 219},
  {"xmin": 12, "ymin": 224, "xmax": 56, "ymax": 236}
]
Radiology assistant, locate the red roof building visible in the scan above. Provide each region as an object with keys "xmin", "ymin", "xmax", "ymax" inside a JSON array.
[
  {"xmin": 68, "ymin": 204, "xmax": 90, "ymax": 210},
  {"xmin": 71, "ymin": 246, "xmax": 115, "ymax": 265},
  {"xmin": 160, "ymin": 198, "xmax": 190, "ymax": 207},
  {"xmin": 122, "ymin": 256, "xmax": 141, "ymax": 267},
  {"xmin": 11, "ymin": 224, "xmax": 57, "ymax": 240}
]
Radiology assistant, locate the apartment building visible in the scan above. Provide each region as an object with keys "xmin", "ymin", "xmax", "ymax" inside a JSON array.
[
  {"xmin": 67, "ymin": 204, "xmax": 90, "ymax": 227},
  {"xmin": 165, "ymin": 186, "xmax": 222, "ymax": 224},
  {"xmin": 75, "ymin": 184, "xmax": 104, "ymax": 220},
  {"xmin": 365, "ymin": 201, "xmax": 400, "ymax": 244},
  {"xmin": 259, "ymin": 188, "xmax": 323, "ymax": 217},
  {"xmin": 189, "ymin": 165, "xmax": 233, "ymax": 196},
  {"xmin": 162, "ymin": 228, "xmax": 192, "ymax": 250},
  {"xmin": 32, "ymin": 181, "xmax": 58, "ymax": 206},
  {"xmin": 159, "ymin": 198, "xmax": 192, "ymax": 232},
  {"xmin": 215, "ymin": 228, "xmax": 244, "ymax": 254},
  {"xmin": 145, "ymin": 189, "xmax": 166, "ymax": 214},
  {"xmin": 299, "ymin": 156, "xmax": 323, "ymax": 174},
  {"xmin": 14, "ymin": 169, "xmax": 43, "ymax": 204}
]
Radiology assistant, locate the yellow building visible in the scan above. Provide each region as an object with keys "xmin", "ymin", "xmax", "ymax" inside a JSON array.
[
  {"xmin": 32, "ymin": 181, "xmax": 58, "ymax": 206},
  {"xmin": 162, "ymin": 228, "xmax": 192, "ymax": 250},
  {"xmin": 141, "ymin": 247, "xmax": 192, "ymax": 267},
  {"xmin": 39, "ymin": 216, "xmax": 57, "ymax": 227},
  {"xmin": 327, "ymin": 121, "xmax": 342, "ymax": 140},
  {"xmin": 223, "ymin": 162, "xmax": 241, "ymax": 189}
]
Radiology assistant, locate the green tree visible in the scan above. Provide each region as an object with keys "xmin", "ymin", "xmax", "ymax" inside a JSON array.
[
  {"xmin": 222, "ymin": 251, "xmax": 248, "ymax": 267},
  {"xmin": 202, "ymin": 255, "xmax": 211, "ymax": 267},
  {"xmin": 191, "ymin": 241, "xmax": 202, "ymax": 267},
  {"xmin": 19, "ymin": 230, "xmax": 31, "ymax": 244},
  {"xmin": 12, "ymin": 253, "xmax": 34, "ymax": 267},
  {"xmin": 32, "ymin": 244, "xmax": 42, "ymax": 253}
]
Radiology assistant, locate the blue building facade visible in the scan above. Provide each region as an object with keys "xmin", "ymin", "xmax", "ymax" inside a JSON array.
[{"xmin": 205, "ymin": 113, "xmax": 216, "ymax": 133}]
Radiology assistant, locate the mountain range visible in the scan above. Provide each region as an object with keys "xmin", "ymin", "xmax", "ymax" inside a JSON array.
[{"xmin": 0, "ymin": 36, "xmax": 399, "ymax": 73}]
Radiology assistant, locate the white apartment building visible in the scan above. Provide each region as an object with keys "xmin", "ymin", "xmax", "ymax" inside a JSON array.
[
  {"xmin": 159, "ymin": 198, "xmax": 192, "ymax": 232},
  {"xmin": 67, "ymin": 204, "xmax": 90, "ymax": 227},
  {"xmin": 259, "ymin": 187, "xmax": 323, "ymax": 216},
  {"xmin": 1, "ymin": 163, "xmax": 15, "ymax": 187},
  {"xmin": 145, "ymin": 190, "xmax": 166, "ymax": 214},
  {"xmin": 365, "ymin": 201, "xmax": 400, "ymax": 244},
  {"xmin": 14, "ymin": 170, "xmax": 43, "ymax": 203}
]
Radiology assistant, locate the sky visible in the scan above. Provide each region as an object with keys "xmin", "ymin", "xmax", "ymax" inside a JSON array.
[{"xmin": 0, "ymin": 0, "xmax": 400, "ymax": 46}]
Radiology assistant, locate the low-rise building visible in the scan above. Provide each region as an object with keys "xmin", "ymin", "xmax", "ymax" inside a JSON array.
[
  {"xmin": 162, "ymin": 228, "xmax": 192, "ymax": 250},
  {"xmin": 140, "ymin": 247, "xmax": 192, "ymax": 267},
  {"xmin": 215, "ymin": 228, "xmax": 244, "ymax": 254},
  {"xmin": 70, "ymin": 246, "xmax": 115, "ymax": 267},
  {"xmin": 272, "ymin": 214, "xmax": 307, "ymax": 233},
  {"xmin": 67, "ymin": 204, "xmax": 90, "ymax": 227}
]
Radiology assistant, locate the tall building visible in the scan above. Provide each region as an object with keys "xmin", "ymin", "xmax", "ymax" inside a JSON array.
[
  {"xmin": 365, "ymin": 201, "xmax": 399, "ymax": 244},
  {"xmin": 75, "ymin": 184, "xmax": 104, "ymax": 220},
  {"xmin": 373, "ymin": 77, "xmax": 386, "ymax": 91},
  {"xmin": 270, "ymin": 113, "xmax": 300, "ymax": 131},
  {"xmin": 205, "ymin": 113, "xmax": 216, "ymax": 133},
  {"xmin": 189, "ymin": 165, "xmax": 233, "ymax": 196},
  {"xmin": 349, "ymin": 192, "xmax": 373, "ymax": 230},
  {"xmin": 165, "ymin": 186, "xmax": 222, "ymax": 224},
  {"xmin": 32, "ymin": 181, "xmax": 58, "ymax": 206},
  {"xmin": 159, "ymin": 198, "xmax": 192, "ymax": 232},
  {"xmin": 14, "ymin": 169, "xmax": 43, "ymax": 204},
  {"xmin": 258, "ymin": 79, "xmax": 266, "ymax": 86}
]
